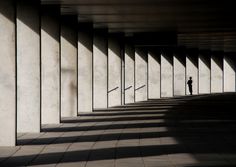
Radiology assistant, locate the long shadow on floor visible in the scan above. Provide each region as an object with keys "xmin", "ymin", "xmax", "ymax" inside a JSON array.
[{"xmin": 2, "ymin": 93, "xmax": 236, "ymax": 166}]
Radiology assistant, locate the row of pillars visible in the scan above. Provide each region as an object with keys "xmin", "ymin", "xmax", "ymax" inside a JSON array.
[{"xmin": 1, "ymin": 0, "xmax": 236, "ymax": 146}]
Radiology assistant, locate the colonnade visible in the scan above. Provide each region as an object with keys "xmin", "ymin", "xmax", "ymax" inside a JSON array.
[{"xmin": 0, "ymin": 1, "xmax": 236, "ymax": 146}]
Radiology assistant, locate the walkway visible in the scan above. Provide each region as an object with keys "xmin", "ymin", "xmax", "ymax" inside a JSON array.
[{"xmin": 0, "ymin": 94, "xmax": 236, "ymax": 167}]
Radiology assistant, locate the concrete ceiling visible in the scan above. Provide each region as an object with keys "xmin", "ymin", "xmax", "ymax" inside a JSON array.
[{"xmin": 41, "ymin": 0, "xmax": 236, "ymax": 50}]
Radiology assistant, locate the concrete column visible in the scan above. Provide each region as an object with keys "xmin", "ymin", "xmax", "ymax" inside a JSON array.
[
  {"xmin": 78, "ymin": 24, "xmax": 93, "ymax": 112},
  {"xmin": 121, "ymin": 43, "xmax": 125, "ymax": 105},
  {"xmin": 108, "ymin": 35, "xmax": 122, "ymax": 107},
  {"xmin": 17, "ymin": 0, "xmax": 40, "ymax": 132},
  {"xmin": 224, "ymin": 54, "xmax": 236, "ymax": 92},
  {"xmin": 41, "ymin": 6, "xmax": 60, "ymax": 124},
  {"xmin": 161, "ymin": 50, "xmax": 173, "ymax": 97},
  {"xmin": 186, "ymin": 49, "xmax": 198, "ymax": 95},
  {"xmin": 173, "ymin": 48, "xmax": 186, "ymax": 96},
  {"xmin": 124, "ymin": 43, "xmax": 135, "ymax": 103},
  {"xmin": 0, "ymin": 0, "xmax": 16, "ymax": 146},
  {"xmin": 61, "ymin": 17, "xmax": 78, "ymax": 117},
  {"xmin": 93, "ymin": 29, "xmax": 108, "ymax": 109},
  {"xmin": 211, "ymin": 52, "xmax": 223, "ymax": 93},
  {"xmin": 199, "ymin": 50, "xmax": 211, "ymax": 94},
  {"xmin": 148, "ymin": 49, "xmax": 160, "ymax": 99},
  {"xmin": 135, "ymin": 48, "xmax": 148, "ymax": 102}
]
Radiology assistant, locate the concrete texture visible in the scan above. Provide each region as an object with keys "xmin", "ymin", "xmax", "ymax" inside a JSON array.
[
  {"xmin": 1, "ymin": 94, "xmax": 236, "ymax": 166},
  {"xmin": 17, "ymin": 0, "xmax": 40, "ymax": 133},
  {"xmin": 108, "ymin": 35, "xmax": 122, "ymax": 107},
  {"xmin": 186, "ymin": 49, "xmax": 198, "ymax": 95},
  {"xmin": 224, "ymin": 54, "xmax": 236, "ymax": 92},
  {"xmin": 61, "ymin": 17, "xmax": 78, "ymax": 117},
  {"xmin": 211, "ymin": 52, "xmax": 223, "ymax": 93},
  {"xmin": 0, "ymin": 0, "xmax": 16, "ymax": 146},
  {"xmin": 148, "ymin": 50, "xmax": 160, "ymax": 99},
  {"xmin": 121, "ymin": 43, "xmax": 125, "ymax": 106},
  {"xmin": 124, "ymin": 43, "xmax": 135, "ymax": 104},
  {"xmin": 161, "ymin": 50, "xmax": 173, "ymax": 97},
  {"xmin": 199, "ymin": 51, "xmax": 211, "ymax": 94},
  {"xmin": 135, "ymin": 48, "xmax": 148, "ymax": 102},
  {"xmin": 173, "ymin": 49, "xmax": 186, "ymax": 96},
  {"xmin": 93, "ymin": 29, "xmax": 108, "ymax": 109},
  {"xmin": 78, "ymin": 24, "xmax": 93, "ymax": 112},
  {"xmin": 41, "ymin": 6, "xmax": 60, "ymax": 124}
]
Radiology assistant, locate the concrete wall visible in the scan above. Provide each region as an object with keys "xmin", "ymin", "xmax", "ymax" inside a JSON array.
[
  {"xmin": 186, "ymin": 49, "xmax": 198, "ymax": 95},
  {"xmin": 17, "ymin": 0, "xmax": 40, "ymax": 132},
  {"xmin": 93, "ymin": 29, "xmax": 108, "ymax": 109},
  {"xmin": 61, "ymin": 17, "xmax": 78, "ymax": 117},
  {"xmin": 199, "ymin": 50, "xmax": 211, "ymax": 94},
  {"xmin": 78, "ymin": 24, "xmax": 93, "ymax": 112},
  {"xmin": 125, "ymin": 43, "xmax": 135, "ymax": 103},
  {"xmin": 108, "ymin": 35, "xmax": 122, "ymax": 107},
  {"xmin": 211, "ymin": 52, "xmax": 223, "ymax": 93},
  {"xmin": 148, "ymin": 50, "xmax": 160, "ymax": 99},
  {"xmin": 161, "ymin": 50, "xmax": 173, "ymax": 97},
  {"xmin": 224, "ymin": 54, "xmax": 236, "ymax": 92},
  {"xmin": 135, "ymin": 48, "xmax": 148, "ymax": 102},
  {"xmin": 41, "ymin": 6, "xmax": 60, "ymax": 124},
  {"xmin": 173, "ymin": 49, "xmax": 186, "ymax": 96},
  {"xmin": 0, "ymin": 0, "xmax": 16, "ymax": 146}
]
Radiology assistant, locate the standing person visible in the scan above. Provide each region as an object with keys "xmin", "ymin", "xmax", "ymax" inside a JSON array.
[{"xmin": 187, "ymin": 77, "xmax": 193, "ymax": 95}]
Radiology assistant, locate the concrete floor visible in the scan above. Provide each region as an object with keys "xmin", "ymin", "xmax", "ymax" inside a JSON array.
[{"xmin": 1, "ymin": 93, "xmax": 236, "ymax": 167}]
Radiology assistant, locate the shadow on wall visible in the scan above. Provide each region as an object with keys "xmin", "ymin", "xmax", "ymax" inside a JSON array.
[
  {"xmin": 174, "ymin": 47, "xmax": 186, "ymax": 66},
  {"xmin": 212, "ymin": 51, "xmax": 223, "ymax": 70},
  {"xmin": 0, "ymin": 0, "xmax": 14, "ymax": 23},
  {"xmin": 199, "ymin": 50, "xmax": 211, "ymax": 68},
  {"xmin": 225, "ymin": 52, "xmax": 236, "ymax": 71},
  {"xmin": 93, "ymin": 29, "xmax": 108, "ymax": 57},
  {"xmin": 7, "ymin": 93, "xmax": 236, "ymax": 166},
  {"xmin": 186, "ymin": 48, "xmax": 198, "ymax": 68},
  {"xmin": 41, "ymin": 5, "xmax": 60, "ymax": 42},
  {"xmin": 17, "ymin": 0, "xmax": 40, "ymax": 35},
  {"xmin": 125, "ymin": 37, "xmax": 135, "ymax": 62},
  {"xmin": 148, "ymin": 47, "xmax": 161, "ymax": 64},
  {"xmin": 15, "ymin": 2, "xmax": 61, "ymax": 43},
  {"xmin": 61, "ymin": 16, "xmax": 77, "ymax": 48},
  {"xmin": 108, "ymin": 34, "xmax": 123, "ymax": 60},
  {"xmin": 135, "ymin": 47, "xmax": 148, "ymax": 62},
  {"xmin": 161, "ymin": 48, "xmax": 173, "ymax": 65},
  {"xmin": 78, "ymin": 23, "xmax": 93, "ymax": 52}
]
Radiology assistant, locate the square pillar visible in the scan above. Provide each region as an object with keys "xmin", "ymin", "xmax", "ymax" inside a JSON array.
[
  {"xmin": 61, "ymin": 16, "xmax": 78, "ymax": 117},
  {"xmin": 17, "ymin": 0, "xmax": 40, "ymax": 133},
  {"xmin": 135, "ymin": 48, "xmax": 148, "ymax": 102},
  {"xmin": 78, "ymin": 24, "xmax": 93, "ymax": 112},
  {"xmin": 0, "ymin": 0, "xmax": 16, "ymax": 146},
  {"xmin": 186, "ymin": 49, "xmax": 198, "ymax": 95},
  {"xmin": 211, "ymin": 51, "xmax": 223, "ymax": 93},
  {"xmin": 121, "ymin": 41, "xmax": 125, "ymax": 105},
  {"xmin": 108, "ymin": 34, "xmax": 122, "ymax": 107},
  {"xmin": 41, "ymin": 6, "xmax": 60, "ymax": 124},
  {"xmin": 199, "ymin": 50, "xmax": 211, "ymax": 94},
  {"xmin": 93, "ymin": 29, "xmax": 108, "ymax": 109},
  {"xmin": 224, "ymin": 53, "xmax": 236, "ymax": 92},
  {"xmin": 161, "ymin": 49, "xmax": 173, "ymax": 97},
  {"xmin": 173, "ymin": 48, "xmax": 186, "ymax": 96},
  {"xmin": 148, "ymin": 49, "xmax": 160, "ymax": 99},
  {"xmin": 124, "ymin": 43, "xmax": 135, "ymax": 103}
]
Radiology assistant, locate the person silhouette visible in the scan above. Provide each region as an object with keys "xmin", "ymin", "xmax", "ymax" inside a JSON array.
[{"xmin": 187, "ymin": 77, "xmax": 193, "ymax": 95}]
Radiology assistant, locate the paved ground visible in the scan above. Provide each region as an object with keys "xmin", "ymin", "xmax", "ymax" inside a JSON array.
[{"xmin": 1, "ymin": 93, "xmax": 236, "ymax": 167}]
